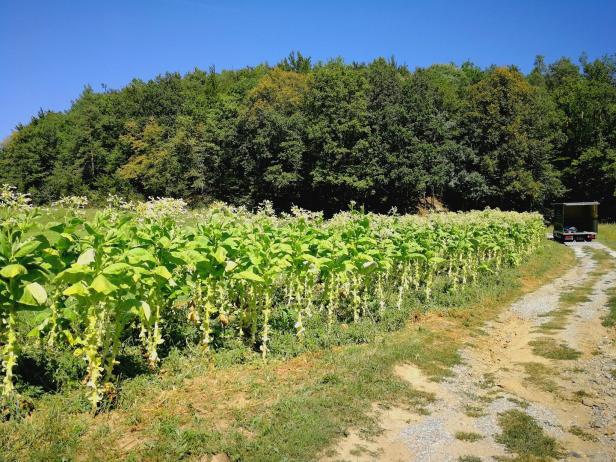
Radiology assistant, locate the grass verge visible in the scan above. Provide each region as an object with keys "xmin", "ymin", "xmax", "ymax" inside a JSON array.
[
  {"xmin": 0, "ymin": 240, "xmax": 574, "ymax": 462},
  {"xmin": 602, "ymin": 286, "xmax": 616, "ymax": 328},
  {"xmin": 598, "ymin": 223, "xmax": 616, "ymax": 251},
  {"xmin": 537, "ymin": 247, "xmax": 613, "ymax": 334}
]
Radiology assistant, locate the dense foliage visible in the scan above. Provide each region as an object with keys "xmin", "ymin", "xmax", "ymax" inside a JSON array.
[
  {"xmin": 0, "ymin": 187, "xmax": 544, "ymax": 411},
  {"xmin": 2, "ymin": 53, "xmax": 615, "ymax": 215}
]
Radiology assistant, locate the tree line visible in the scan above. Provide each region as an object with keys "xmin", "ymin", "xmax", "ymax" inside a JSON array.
[{"xmin": 1, "ymin": 52, "xmax": 615, "ymax": 216}]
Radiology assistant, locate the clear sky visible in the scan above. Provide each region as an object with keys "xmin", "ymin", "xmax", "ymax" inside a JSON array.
[{"xmin": 1, "ymin": 0, "xmax": 615, "ymax": 139}]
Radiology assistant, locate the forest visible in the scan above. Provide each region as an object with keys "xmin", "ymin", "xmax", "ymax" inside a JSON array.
[{"xmin": 1, "ymin": 52, "xmax": 615, "ymax": 216}]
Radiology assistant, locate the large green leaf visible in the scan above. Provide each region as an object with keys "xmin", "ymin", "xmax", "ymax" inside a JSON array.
[
  {"xmin": 90, "ymin": 274, "xmax": 119, "ymax": 295},
  {"xmin": 27, "ymin": 282, "xmax": 48, "ymax": 304},
  {"xmin": 63, "ymin": 282, "xmax": 89, "ymax": 297},
  {"xmin": 1, "ymin": 264, "xmax": 27, "ymax": 279},
  {"xmin": 46, "ymin": 222, "xmax": 65, "ymax": 233},
  {"xmin": 141, "ymin": 301, "xmax": 152, "ymax": 321},
  {"xmin": 233, "ymin": 270, "xmax": 264, "ymax": 283},
  {"xmin": 151, "ymin": 265, "xmax": 172, "ymax": 280},
  {"xmin": 54, "ymin": 265, "xmax": 91, "ymax": 284},
  {"xmin": 301, "ymin": 254, "xmax": 321, "ymax": 266},
  {"xmin": 158, "ymin": 236, "xmax": 172, "ymax": 249},
  {"xmin": 213, "ymin": 246, "xmax": 227, "ymax": 264},
  {"xmin": 126, "ymin": 248, "xmax": 157, "ymax": 265},
  {"xmin": 102, "ymin": 262, "xmax": 132, "ymax": 275},
  {"xmin": 77, "ymin": 248, "xmax": 96, "ymax": 266},
  {"xmin": 14, "ymin": 240, "xmax": 42, "ymax": 259},
  {"xmin": 19, "ymin": 282, "xmax": 48, "ymax": 306},
  {"xmin": 176, "ymin": 249, "xmax": 207, "ymax": 264}
]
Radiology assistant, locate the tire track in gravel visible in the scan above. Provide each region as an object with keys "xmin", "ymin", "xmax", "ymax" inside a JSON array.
[{"xmin": 325, "ymin": 242, "xmax": 616, "ymax": 462}]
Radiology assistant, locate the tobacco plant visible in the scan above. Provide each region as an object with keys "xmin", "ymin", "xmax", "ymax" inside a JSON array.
[{"xmin": 1, "ymin": 190, "xmax": 545, "ymax": 411}]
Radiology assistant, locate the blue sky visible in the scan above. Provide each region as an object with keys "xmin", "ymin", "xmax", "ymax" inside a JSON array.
[{"xmin": 1, "ymin": 0, "xmax": 615, "ymax": 139}]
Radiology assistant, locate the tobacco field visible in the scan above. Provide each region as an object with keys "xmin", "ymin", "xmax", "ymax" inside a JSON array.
[{"xmin": 0, "ymin": 185, "xmax": 545, "ymax": 412}]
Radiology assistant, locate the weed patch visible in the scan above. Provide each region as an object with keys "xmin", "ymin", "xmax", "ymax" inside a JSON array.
[
  {"xmin": 529, "ymin": 337, "xmax": 581, "ymax": 360},
  {"xmin": 569, "ymin": 425, "xmax": 598, "ymax": 442},
  {"xmin": 572, "ymin": 390, "xmax": 591, "ymax": 402},
  {"xmin": 520, "ymin": 362, "xmax": 559, "ymax": 394},
  {"xmin": 506, "ymin": 397, "xmax": 529, "ymax": 409},
  {"xmin": 455, "ymin": 431, "xmax": 484, "ymax": 442},
  {"xmin": 463, "ymin": 404, "xmax": 486, "ymax": 418},
  {"xmin": 536, "ymin": 307, "xmax": 574, "ymax": 333},
  {"xmin": 495, "ymin": 409, "xmax": 561, "ymax": 459}
]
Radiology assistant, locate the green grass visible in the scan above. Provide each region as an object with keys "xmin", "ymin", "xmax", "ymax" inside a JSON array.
[
  {"xmin": 0, "ymin": 241, "xmax": 574, "ymax": 462},
  {"xmin": 455, "ymin": 431, "xmax": 484, "ymax": 442},
  {"xmin": 495, "ymin": 409, "xmax": 562, "ymax": 460},
  {"xmin": 602, "ymin": 286, "xmax": 616, "ymax": 328},
  {"xmin": 529, "ymin": 337, "xmax": 581, "ymax": 360},
  {"xmin": 458, "ymin": 457, "xmax": 482, "ymax": 462},
  {"xmin": 598, "ymin": 223, "xmax": 616, "ymax": 251}
]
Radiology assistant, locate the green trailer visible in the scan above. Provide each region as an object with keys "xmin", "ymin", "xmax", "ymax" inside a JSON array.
[{"xmin": 552, "ymin": 202, "xmax": 598, "ymax": 242}]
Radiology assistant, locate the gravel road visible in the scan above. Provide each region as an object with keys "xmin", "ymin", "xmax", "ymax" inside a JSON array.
[{"xmin": 326, "ymin": 242, "xmax": 616, "ymax": 462}]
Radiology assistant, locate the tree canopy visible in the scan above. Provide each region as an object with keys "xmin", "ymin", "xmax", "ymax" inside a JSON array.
[{"xmin": 2, "ymin": 53, "xmax": 615, "ymax": 216}]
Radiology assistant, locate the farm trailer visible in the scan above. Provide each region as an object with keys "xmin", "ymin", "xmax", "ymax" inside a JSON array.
[{"xmin": 552, "ymin": 202, "xmax": 599, "ymax": 242}]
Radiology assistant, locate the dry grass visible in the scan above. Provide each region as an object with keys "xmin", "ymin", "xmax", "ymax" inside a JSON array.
[{"xmin": 569, "ymin": 425, "xmax": 598, "ymax": 442}]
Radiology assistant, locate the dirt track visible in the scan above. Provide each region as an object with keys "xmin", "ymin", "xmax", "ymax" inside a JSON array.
[{"xmin": 326, "ymin": 243, "xmax": 616, "ymax": 462}]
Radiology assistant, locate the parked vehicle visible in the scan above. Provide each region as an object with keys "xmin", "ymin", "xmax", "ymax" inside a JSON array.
[{"xmin": 552, "ymin": 202, "xmax": 599, "ymax": 242}]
